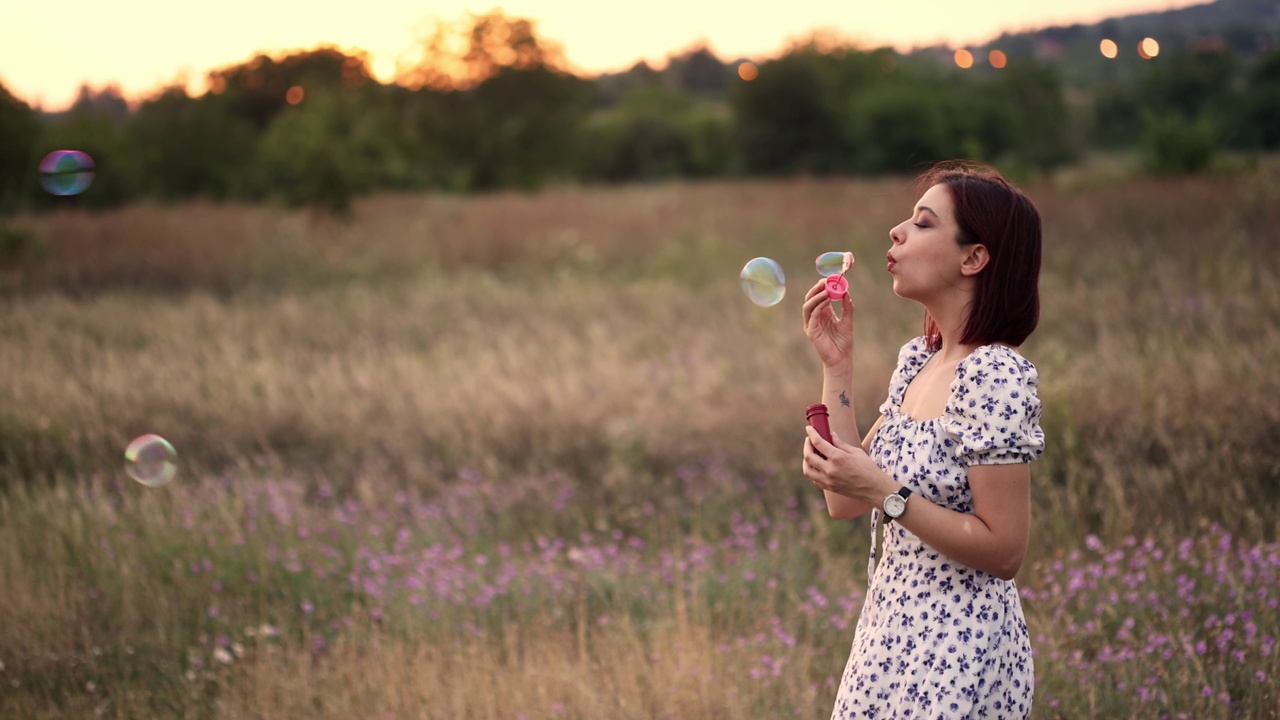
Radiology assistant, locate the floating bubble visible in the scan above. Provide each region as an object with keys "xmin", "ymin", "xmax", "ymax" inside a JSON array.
[
  {"xmin": 815, "ymin": 251, "xmax": 854, "ymax": 278},
  {"xmin": 38, "ymin": 150, "xmax": 96, "ymax": 196},
  {"xmin": 740, "ymin": 257, "xmax": 786, "ymax": 307},
  {"xmin": 125, "ymin": 434, "xmax": 177, "ymax": 487}
]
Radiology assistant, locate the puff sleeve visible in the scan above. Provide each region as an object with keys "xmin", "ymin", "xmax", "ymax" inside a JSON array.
[{"xmin": 942, "ymin": 345, "xmax": 1045, "ymax": 466}]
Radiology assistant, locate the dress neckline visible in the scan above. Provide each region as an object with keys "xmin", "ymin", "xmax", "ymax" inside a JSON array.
[{"xmin": 889, "ymin": 340, "xmax": 1018, "ymax": 424}]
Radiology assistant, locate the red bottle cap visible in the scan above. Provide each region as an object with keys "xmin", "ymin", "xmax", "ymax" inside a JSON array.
[
  {"xmin": 825, "ymin": 275, "xmax": 848, "ymax": 300},
  {"xmin": 806, "ymin": 403, "xmax": 829, "ymax": 419}
]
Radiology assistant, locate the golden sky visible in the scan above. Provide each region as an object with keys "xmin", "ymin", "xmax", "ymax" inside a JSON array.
[{"xmin": 0, "ymin": 0, "xmax": 1205, "ymax": 110}]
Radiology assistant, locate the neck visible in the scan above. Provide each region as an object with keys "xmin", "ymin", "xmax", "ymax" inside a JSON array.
[{"xmin": 926, "ymin": 297, "xmax": 977, "ymax": 362}]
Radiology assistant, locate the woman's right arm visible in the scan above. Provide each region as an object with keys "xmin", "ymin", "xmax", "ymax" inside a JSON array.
[{"xmin": 820, "ymin": 362, "xmax": 879, "ymax": 519}]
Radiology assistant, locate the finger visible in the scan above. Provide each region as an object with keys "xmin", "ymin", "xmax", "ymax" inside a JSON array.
[
  {"xmin": 841, "ymin": 294, "xmax": 855, "ymax": 318},
  {"xmin": 802, "ymin": 278, "xmax": 829, "ymax": 302},
  {"xmin": 802, "ymin": 438, "xmax": 823, "ymax": 469},
  {"xmin": 806, "ymin": 425, "xmax": 836, "ymax": 457},
  {"xmin": 801, "ymin": 287, "xmax": 830, "ymax": 327}
]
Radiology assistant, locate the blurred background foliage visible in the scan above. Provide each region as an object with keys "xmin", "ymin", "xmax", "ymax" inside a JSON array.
[{"xmin": 3, "ymin": 7, "xmax": 1280, "ymax": 213}]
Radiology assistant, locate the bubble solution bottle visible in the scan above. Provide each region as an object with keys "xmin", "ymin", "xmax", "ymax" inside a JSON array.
[{"xmin": 806, "ymin": 403, "xmax": 833, "ymax": 459}]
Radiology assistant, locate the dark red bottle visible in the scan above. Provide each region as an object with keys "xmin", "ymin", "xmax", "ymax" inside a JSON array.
[{"xmin": 806, "ymin": 403, "xmax": 833, "ymax": 459}]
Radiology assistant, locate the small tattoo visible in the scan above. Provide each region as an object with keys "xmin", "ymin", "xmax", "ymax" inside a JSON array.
[{"xmin": 839, "ymin": 391, "xmax": 850, "ymax": 407}]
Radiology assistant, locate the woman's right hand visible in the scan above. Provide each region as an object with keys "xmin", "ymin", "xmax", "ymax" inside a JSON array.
[{"xmin": 802, "ymin": 279, "xmax": 855, "ymax": 369}]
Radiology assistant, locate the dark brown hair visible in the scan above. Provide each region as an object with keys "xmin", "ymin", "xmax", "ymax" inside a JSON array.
[{"xmin": 916, "ymin": 161, "xmax": 1042, "ymax": 352}]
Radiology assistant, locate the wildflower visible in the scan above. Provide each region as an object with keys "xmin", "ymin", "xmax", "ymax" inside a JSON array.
[{"xmin": 212, "ymin": 647, "xmax": 234, "ymax": 665}]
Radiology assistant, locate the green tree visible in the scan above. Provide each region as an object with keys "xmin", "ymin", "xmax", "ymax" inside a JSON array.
[
  {"xmin": 255, "ymin": 86, "xmax": 404, "ymax": 212},
  {"xmin": 731, "ymin": 49, "xmax": 853, "ymax": 175},
  {"xmin": 127, "ymin": 88, "xmax": 259, "ymax": 200},
  {"xmin": 1141, "ymin": 111, "xmax": 1218, "ymax": 175},
  {"xmin": 848, "ymin": 82, "xmax": 953, "ymax": 173},
  {"xmin": 448, "ymin": 66, "xmax": 592, "ymax": 190},
  {"xmin": 208, "ymin": 47, "xmax": 375, "ymax": 131},
  {"xmin": 991, "ymin": 60, "xmax": 1076, "ymax": 170},
  {"xmin": 581, "ymin": 83, "xmax": 735, "ymax": 182},
  {"xmin": 31, "ymin": 91, "xmax": 136, "ymax": 209},
  {"xmin": 1240, "ymin": 49, "xmax": 1280, "ymax": 148},
  {"xmin": 0, "ymin": 82, "xmax": 40, "ymax": 213}
]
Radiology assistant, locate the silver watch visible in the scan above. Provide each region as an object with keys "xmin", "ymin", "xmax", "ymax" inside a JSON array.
[{"xmin": 883, "ymin": 487, "xmax": 912, "ymax": 522}]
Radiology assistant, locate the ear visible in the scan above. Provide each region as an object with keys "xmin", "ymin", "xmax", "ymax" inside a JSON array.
[{"xmin": 959, "ymin": 244, "xmax": 990, "ymax": 277}]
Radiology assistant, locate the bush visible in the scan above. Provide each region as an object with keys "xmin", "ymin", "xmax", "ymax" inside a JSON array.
[{"xmin": 1141, "ymin": 112, "xmax": 1219, "ymax": 175}]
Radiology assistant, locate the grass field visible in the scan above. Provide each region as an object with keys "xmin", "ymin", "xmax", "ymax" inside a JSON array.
[{"xmin": 2, "ymin": 164, "xmax": 1279, "ymax": 718}]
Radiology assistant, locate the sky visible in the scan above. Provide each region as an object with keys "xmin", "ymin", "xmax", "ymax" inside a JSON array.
[{"xmin": 0, "ymin": 0, "xmax": 1207, "ymax": 110}]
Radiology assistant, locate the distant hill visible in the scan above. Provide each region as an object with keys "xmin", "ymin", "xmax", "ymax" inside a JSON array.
[
  {"xmin": 958, "ymin": 0, "xmax": 1280, "ymax": 83},
  {"xmin": 589, "ymin": 0, "xmax": 1280, "ymax": 103}
]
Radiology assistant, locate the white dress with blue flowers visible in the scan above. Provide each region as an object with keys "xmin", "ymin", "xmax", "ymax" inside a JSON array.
[{"xmin": 830, "ymin": 337, "xmax": 1045, "ymax": 720}]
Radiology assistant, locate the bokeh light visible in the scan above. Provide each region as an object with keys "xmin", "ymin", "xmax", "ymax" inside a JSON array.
[
  {"xmin": 38, "ymin": 150, "xmax": 95, "ymax": 196},
  {"xmin": 737, "ymin": 62, "xmax": 758, "ymax": 82},
  {"xmin": 286, "ymin": 85, "xmax": 305, "ymax": 105},
  {"xmin": 1139, "ymin": 37, "xmax": 1160, "ymax": 59},
  {"xmin": 954, "ymin": 49, "xmax": 974, "ymax": 69},
  {"xmin": 988, "ymin": 49, "xmax": 1007, "ymax": 69},
  {"xmin": 1100, "ymin": 38, "xmax": 1119, "ymax": 59},
  {"xmin": 125, "ymin": 434, "xmax": 178, "ymax": 487},
  {"xmin": 739, "ymin": 257, "xmax": 786, "ymax": 307}
]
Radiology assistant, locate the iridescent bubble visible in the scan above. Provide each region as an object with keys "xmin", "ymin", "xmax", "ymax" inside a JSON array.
[
  {"xmin": 125, "ymin": 434, "xmax": 177, "ymax": 487},
  {"xmin": 815, "ymin": 251, "xmax": 854, "ymax": 278},
  {"xmin": 38, "ymin": 150, "xmax": 95, "ymax": 196},
  {"xmin": 739, "ymin": 257, "xmax": 786, "ymax": 307}
]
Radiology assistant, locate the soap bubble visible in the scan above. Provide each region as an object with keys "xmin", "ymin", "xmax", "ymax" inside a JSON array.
[
  {"xmin": 815, "ymin": 251, "xmax": 854, "ymax": 278},
  {"xmin": 739, "ymin": 257, "xmax": 786, "ymax": 307},
  {"xmin": 38, "ymin": 150, "xmax": 96, "ymax": 196},
  {"xmin": 125, "ymin": 434, "xmax": 177, "ymax": 487}
]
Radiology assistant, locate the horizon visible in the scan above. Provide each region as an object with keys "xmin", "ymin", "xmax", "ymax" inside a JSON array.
[{"xmin": 1, "ymin": 0, "xmax": 1210, "ymax": 111}]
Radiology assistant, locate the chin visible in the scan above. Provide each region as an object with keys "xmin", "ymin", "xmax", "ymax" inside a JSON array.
[{"xmin": 890, "ymin": 278, "xmax": 910, "ymax": 300}]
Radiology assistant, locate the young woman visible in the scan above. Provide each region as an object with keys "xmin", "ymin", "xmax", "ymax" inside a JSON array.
[{"xmin": 801, "ymin": 161, "xmax": 1045, "ymax": 719}]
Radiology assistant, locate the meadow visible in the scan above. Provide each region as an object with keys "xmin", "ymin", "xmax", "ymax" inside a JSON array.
[{"xmin": 2, "ymin": 163, "xmax": 1279, "ymax": 719}]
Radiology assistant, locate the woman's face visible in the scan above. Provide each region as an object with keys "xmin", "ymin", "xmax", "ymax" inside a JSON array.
[{"xmin": 886, "ymin": 183, "xmax": 970, "ymax": 302}]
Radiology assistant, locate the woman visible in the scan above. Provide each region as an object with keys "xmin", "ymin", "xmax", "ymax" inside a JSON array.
[{"xmin": 801, "ymin": 161, "xmax": 1045, "ymax": 719}]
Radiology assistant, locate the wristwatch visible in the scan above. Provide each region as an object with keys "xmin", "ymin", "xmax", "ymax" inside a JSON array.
[{"xmin": 883, "ymin": 487, "xmax": 913, "ymax": 522}]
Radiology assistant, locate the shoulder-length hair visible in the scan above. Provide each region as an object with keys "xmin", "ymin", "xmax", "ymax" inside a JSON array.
[{"xmin": 917, "ymin": 161, "xmax": 1042, "ymax": 352}]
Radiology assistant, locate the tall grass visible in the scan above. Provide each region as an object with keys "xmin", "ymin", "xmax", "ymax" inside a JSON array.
[{"xmin": 2, "ymin": 165, "xmax": 1279, "ymax": 718}]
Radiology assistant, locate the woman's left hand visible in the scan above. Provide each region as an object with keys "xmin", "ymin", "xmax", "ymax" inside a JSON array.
[{"xmin": 802, "ymin": 426, "xmax": 892, "ymax": 503}]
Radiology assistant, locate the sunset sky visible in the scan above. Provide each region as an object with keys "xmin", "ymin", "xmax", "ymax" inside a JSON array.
[{"xmin": 1, "ymin": 0, "xmax": 1207, "ymax": 110}]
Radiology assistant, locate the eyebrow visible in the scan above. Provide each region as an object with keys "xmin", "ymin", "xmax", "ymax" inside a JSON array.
[{"xmin": 916, "ymin": 205, "xmax": 940, "ymax": 219}]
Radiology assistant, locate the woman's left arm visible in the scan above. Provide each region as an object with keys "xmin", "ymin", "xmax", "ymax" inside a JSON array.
[{"xmin": 802, "ymin": 430, "xmax": 1030, "ymax": 580}]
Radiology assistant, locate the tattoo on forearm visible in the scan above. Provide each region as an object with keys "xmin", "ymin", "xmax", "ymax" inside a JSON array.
[{"xmin": 840, "ymin": 391, "xmax": 850, "ymax": 407}]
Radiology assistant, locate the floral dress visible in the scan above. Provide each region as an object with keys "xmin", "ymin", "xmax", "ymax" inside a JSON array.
[{"xmin": 831, "ymin": 337, "xmax": 1045, "ymax": 720}]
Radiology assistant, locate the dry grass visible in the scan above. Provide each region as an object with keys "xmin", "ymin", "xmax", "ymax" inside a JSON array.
[{"xmin": 3, "ymin": 163, "xmax": 1280, "ymax": 718}]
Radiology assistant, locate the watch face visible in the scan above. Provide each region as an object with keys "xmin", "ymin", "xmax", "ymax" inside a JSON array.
[{"xmin": 884, "ymin": 494, "xmax": 906, "ymax": 517}]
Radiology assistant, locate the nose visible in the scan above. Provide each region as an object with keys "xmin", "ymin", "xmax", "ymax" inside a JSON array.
[{"xmin": 889, "ymin": 221, "xmax": 906, "ymax": 245}]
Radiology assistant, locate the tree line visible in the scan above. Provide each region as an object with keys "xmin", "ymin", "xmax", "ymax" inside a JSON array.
[{"xmin": 2, "ymin": 10, "xmax": 1279, "ymax": 213}]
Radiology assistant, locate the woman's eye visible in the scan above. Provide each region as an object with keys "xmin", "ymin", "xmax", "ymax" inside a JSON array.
[{"xmin": 914, "ymin": 222, "xmax": 928, "ymax": 229}]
